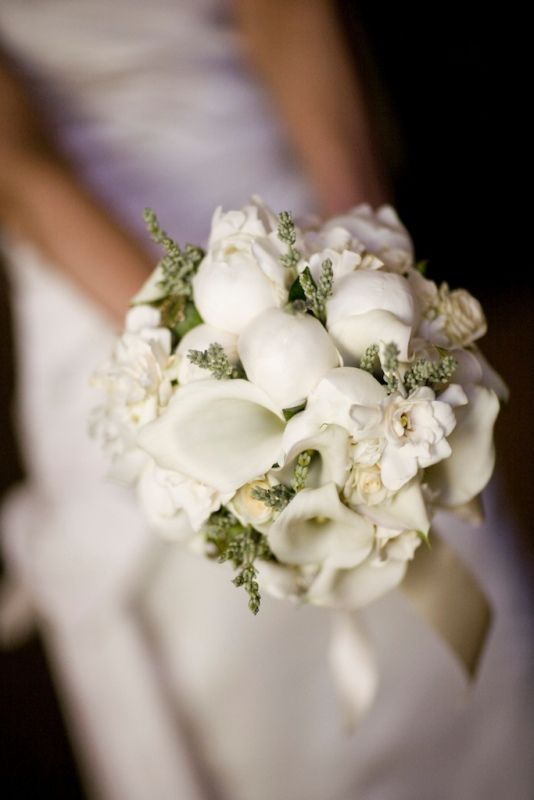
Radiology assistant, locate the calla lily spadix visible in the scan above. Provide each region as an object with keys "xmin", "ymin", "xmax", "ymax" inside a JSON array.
[{"xmin": 138, "ymin": 379, "xmax": 285, "ymax": 493}]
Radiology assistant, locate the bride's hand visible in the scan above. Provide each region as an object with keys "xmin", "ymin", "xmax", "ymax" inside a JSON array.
[{"xmin": 0, "ymin": 52, "xmax": 152, "ymax": 326}]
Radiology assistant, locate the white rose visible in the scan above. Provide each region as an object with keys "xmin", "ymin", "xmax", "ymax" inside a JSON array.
[
  {"xmin": 175, "ymin": 324, "xmax": 238, "ymax": 385},
  {"xmin": 326, "ymin": 270, "xmax": 417, "ymax": 362},
  {"xmin": 417, "ymin": 282, "xmax": 487, "ymax": 348},
  {"xmin": 238, "ymin": 308, "xmax": 341, "ymax": 409},
  {"xmin": 268, "ymin": 482, "xmax": 374, "ymax": 568},
  {"xmin": 344, "ymin": 463, "xmax": 389, "ymax": 507},
  {"xmin": 229, "ymin": 480, "xmax": 275, "ymax": 527},
  {"xmin": 193, "ymin": 200, "xmax": 290, "ymax": 334}
]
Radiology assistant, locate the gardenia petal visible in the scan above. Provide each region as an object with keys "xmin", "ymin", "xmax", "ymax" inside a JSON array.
[
  {"xmin": 137, "ymin": 379, "xmax": 285, "ymax": 493},
  {"xmin": 175, "ymin": 324, "xmax": 238, "ymax": 385},
  {"xmin": 426, "ymin": 385, "xmax": 499, "ymax": 506},
  {"xmin": 268, "ymin": 483, "xmax": 374, "ymax": 568},
  {"xmin": 238, "ymin": 308, "xmax": 341, "ymax": 409}
]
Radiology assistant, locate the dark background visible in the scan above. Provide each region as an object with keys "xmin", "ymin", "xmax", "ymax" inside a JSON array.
[{"xmin": 0, "ymin": 3, "xmax": 530, "ymax": 797}]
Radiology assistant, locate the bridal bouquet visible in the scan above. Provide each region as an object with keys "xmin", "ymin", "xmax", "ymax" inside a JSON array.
[{"xmin": 91, "ymin": 198, "xmax": 506, "ymax": 628}]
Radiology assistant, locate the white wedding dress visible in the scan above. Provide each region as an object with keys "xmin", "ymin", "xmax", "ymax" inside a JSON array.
[{"xmin": 1, "ymin": 3, "xmax": 533, "ymax": 799}]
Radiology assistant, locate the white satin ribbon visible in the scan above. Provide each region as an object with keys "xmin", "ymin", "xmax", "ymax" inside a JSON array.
[{"xmin": 329, "ymin": 532, "xmax": 492, "ymax": 727}]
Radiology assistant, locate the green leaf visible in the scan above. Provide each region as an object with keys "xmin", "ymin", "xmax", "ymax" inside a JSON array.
[
  {"xmin": 415, "ymin": 259, "xmax": 428, "ymax": 275},
  {"xmin": 288, "ymin": 275, "xmax": 306, "ymax": 303},
  {"xmin": 282, "ymin": 402, "xmax": 306, "ymax": 421},
  {"xmin": 173, "ymin": 300, "xmax": 203, "ymax": 340},
  {"xmin": 416, "ymin": 530, "xmax": 431, "ymax": 549}
]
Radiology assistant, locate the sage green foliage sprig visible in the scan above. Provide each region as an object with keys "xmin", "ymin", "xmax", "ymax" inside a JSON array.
[
  {"xmin": 403, "ymin": 354, "xmax": 457, "ymax": 393},
  {"xmin": 277, "ymin": 210, "xmax": 300, "ymax": 271},
  {"xmin": 251, "ymin": 449, "xmax": 314, "ymax": 512},
  {"xmin": 380, "ymin": 342, "xmax": 401, "ymax": 394},
  {"xmin": 187, "ymin": 343, "xmax": 244, "ymax": 380},
  {"xmin": 144, "ymin": 208, "xmax": 204, "ymax": 298},
  {"xmin": 298, "ymin": 260, "xmax": 333, "ymax": 323},
  {"xmin": 204, "ymin": 509, "xmax": 273, "ymax": 614},
  {"xmin": 359, "ymin": 343, "xmax": 380, "ymax": 374}
]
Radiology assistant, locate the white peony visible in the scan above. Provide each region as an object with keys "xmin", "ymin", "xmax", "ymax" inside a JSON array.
[
  {"xmin": 326, "ymin": 270, "xmax": 417, "ymax": 363},
  {"xmin": 192, "ymin": 199, "xmax": 290, "ymax": 334},
  {"xmin": 238, "ymin": 308, "xmax": 341, "ymax": 409},
  {"xmin": 175, "ymin": 323, "xmax": 238, "ymax": 385},
  {"xmin": 319, "ymin": 204, "xmax": 414, "ymax": 271}
]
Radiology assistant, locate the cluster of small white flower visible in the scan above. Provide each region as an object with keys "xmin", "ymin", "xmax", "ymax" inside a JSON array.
[{"xmin": 91, "ymin": 197, "xmax": 506, "ymax": 613}]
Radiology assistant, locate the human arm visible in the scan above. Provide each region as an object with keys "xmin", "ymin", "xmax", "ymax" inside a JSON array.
[{"xmin": 0, "ymin": 52, "xmax": 152, "ymax": 324}]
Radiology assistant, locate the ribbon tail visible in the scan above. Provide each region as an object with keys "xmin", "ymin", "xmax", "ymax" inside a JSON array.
[
  {"xmin": 401, "ymin": 533, "xmax": 492, "ymax": 677},
  {"xmin": 329, "ymin": 612, "xmax": 378, "ymax": 731}
]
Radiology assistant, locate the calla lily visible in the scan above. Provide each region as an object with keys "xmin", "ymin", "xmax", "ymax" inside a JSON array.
[
  {"xmin": 307, "ymin": 555, "xmax": 408, "ymax": 609},
  {"xmin": 175, "ymin": 324, "xmax": 238, "ymax": 385},
  {"xmin": 327, "ymin": 271, "xmax": 416, "ymax": 362},
  {"xmin": 355, "ymin": 479, "xmax": 431, "ymax": 535},
  {"xmin": 426, "ymin": 385, "xmax": 499, "ymax": 506},
  {"xmin": 238, "ymin": 308, "xmax": 341, "ymax": 409},
  {"xmin": 268, "ymin": 482, "xmax": 374, "ymax": 568},
  {"xmin": 138, "ymin": 379, "xmax": 285, "ymax": 493},
  {"xmin": 274, "ymin": 424, "xmax": 351, "ymax": 490}
]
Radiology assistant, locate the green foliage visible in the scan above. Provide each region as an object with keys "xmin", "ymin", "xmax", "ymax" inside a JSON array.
[
  {"xmin": 282, "ymin": 402, "xmax": 306, "ymax": 421},
  {"xmin": 298, "ymin": 260, "xmax": 333, "ymax": 322},
  {"xmin": 359, "ymin": 344, "xmax": 380, "ymax": 374},
  {"xmin": 292, "ymin": 449, "xmax": 313, "ymax": 492},
  {"xmin": 403, "ymin": 354, "xmax": 457, "ymax": 393},
  {"xmin": 251, "ymin": 484, "xmax": 294, "ymax": 512},
  {"xmin": 380, "ymin": 342, "xmax": 400, "ymax": 393},
  {"xmin": 204, "ymin": 509, "xmax": 273, "ymax": 614},
  {"xmin": 187, "ymin": 343, "xmax": 243, "ymax": 380},
  {"xmin": 277, "ymin": 210, "xmax": 300, "ymax": 270},
  {"xmin": 144, "ymin": 208, "xmax": 204, "ymax": 298},
  {"xmin": 173, "ymin": 300, "xmax": 203, "ymax": 339}
]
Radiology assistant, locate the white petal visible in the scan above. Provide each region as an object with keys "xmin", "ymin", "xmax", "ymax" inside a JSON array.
[
  {"xmin": 175, "ymin": 324, "xmax": 238, "ymax": 385},
  {"xmin": 357, "ymin": 480, "xmax": 430, "ymax": 534},
  {"xmin": 238, "ymin": 308, "xmax": 340, "ymax": 408},
  {"xmin": 305, "ymin": 367, "xmax": 386, "ymax": 433},
  {"xmin": 308, "ymin": 556, "xmax": 407, "ymax": 609},
  {"xmin": 380, "ymin": 448, "xmax": 418, "ymax": 491},
  {"xmin": 327, "ymin": 270, "xmax": 415, "ymax": 326},
  {"xmin": 329, "ymin": 309, "xmax": 413, "ymax": 363},
  {"xmin": 276, "ymin": 424, "xmax": 351, "ymax": 489},
  {"xmin": 131, "ymin": 264, "xmax": 167, "ymax": 304},
  {"xmin": 138, "ymin": 379, "xmax": 285, "ymax": 492},
  {"xmin": 268, "ymin": 483, "xmax": 373, "ymax": 568},
  {"xmin": 426, "ymin": 385, "xmax": 499, "ymax": 506},
  {"xmin": 192, "ymin": 255, "xmax": 280, "ymax": 334}
]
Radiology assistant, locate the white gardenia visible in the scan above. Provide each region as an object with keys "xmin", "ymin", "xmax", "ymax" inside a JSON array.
[
  {"xmin": 238, "ymin": 308, "xmax": 340, "ymax": 409},
  {"xmin": 92, "ymin": 196, "xmax": 504, "ymax": 622},
  {"xmin": 351, "ymin": 386, "xmax": 465, "ymax": 492}
]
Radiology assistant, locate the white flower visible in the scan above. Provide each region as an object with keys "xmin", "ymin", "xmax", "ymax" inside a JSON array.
[
  {"xmin": 351, "ymin": 386, "xmax": 465, "ymax": 492},
  {"xmin": 326, "ymin": 270, "xmax": 417, "ymax": 362},
  {"xmin": 275, "ymin": 424, "xmax": 351, "ymax": 491},
  {"xmin": 229, "ymin": 480, "xmax": 275, "ymax": 527},
  {"xmin": 319, "ymin": 204, "xmax": 413, "ymax": 271},
  {"xmin": 268, "ymin": 482, "xmax": 374, "ymax": 568},
  {"xmin": 137, "ymin": 378, "xmax": 285, "ymax": 493},
  {"xmin": 344, "ymin": 464, "xmax": 389, "ymax": 507},
  {"xmin": 417, "ymin": 280, "xmax": 487, "ymax": 348},
  {"xmin": 281, "ymin": 367, "xmax": 387, "ymax": 449},
  {"xmin": 377, "ymin": 528, "xmax": 421, "ymax": 562},
  {"xmin": 356, "ymin": 480, "xmax": 430, "ymax": 535},
  {"xmin": 306, "ymin": 555, "xmax": 408, "ymax": 610},
  {"xmin": 91, "ymin": 307, "xmax": 175, "ymax": 482},
  {"xmin": 192, "ymin": 199, "xmax": 290, "ymax": 334},
  {"xmin": 175, "ymin": 324, "xmax": 238, "ymax": 385},
  {"xmin": 238, "ymin": 308, "xmax": 340, "ymax": 409},
  {"xmin": 426, "ymin": 385, "xmax": 499, "ymax": 506},
  {"xmin": 138, "ymin": 461, "xmax": 230, "ymax": 536}
]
